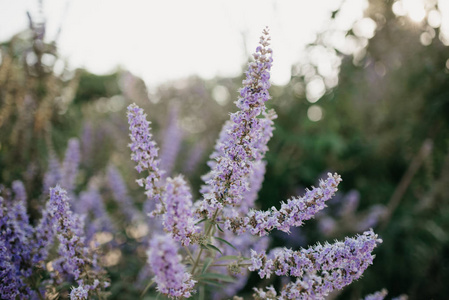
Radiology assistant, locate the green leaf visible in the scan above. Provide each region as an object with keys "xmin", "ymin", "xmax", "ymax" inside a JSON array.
[
  {"xmin": 216, "ymin": 224, "xmax": 224, "ymax": 232},
  {"xmin": 196, "ymin": 218, "xmax": 208, "ymax": 225},
  {"xmin": 207, "ymin": 243, "xmax": 223, "ymax": 255},
  {"xmin": 201, "ymin": 257, "xmax": 214, "ymax": 274},
  {"xmin": 198, "ymin": 279, "xmax": 222, "ymax": 287},
  {"xmin": 216, "ymin": 255, "xmax": 241, "ymax": 261},
  {"xmin": 198, "ymin": 273, "xmax": 236, "ymax": 283},
  {"xmin": 140, "ymin": 278, "xmax": 155, "ymax": 298},
  {"xmin": 214, "ymin": 236, "xmax": 238, "ymax": 251}
]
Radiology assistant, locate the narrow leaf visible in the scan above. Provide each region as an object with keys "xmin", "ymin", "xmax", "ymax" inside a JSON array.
[
  {"xmin": 214, "ymin": 236, "xmax": 238, "ymax": 251},
  {"xmin": 196, "ymin": 218, "xmax": 208, "ymax": 225},
  {"xmin": 216, "ymin": 224, "xmax": 224, "ymax": 232},
  {"xmin": 201, "ymin": 257, "xmax": 214, "ymax": 274},
  {"xmin": 207, "ymin": 243, "xmax": 223, "ymax": 255},
  {"xmin": 198, "ymin": 273, "xmax": 236, "ymax": 283},
  {"xmin": 217, "ymin": 255, "xmax": 241, "ymax": 261}
]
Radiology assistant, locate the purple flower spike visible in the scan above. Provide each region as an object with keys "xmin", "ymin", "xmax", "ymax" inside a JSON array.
[
  {"xmin": 61, "ymin": 138, "xmax": 81, "ymax": 193},
  {"xmin": 162, "ymin": 176, "xmax": 199, "ymax": 246},
  {"xmin": 249, "ymin": 230, "xmax": 382, "ymax": 299},
  {"xmin": 43, "ymin": 150, "xmax": 62, "ymax": 194},
  {"xmin": 198, "ymin": 27, "xmax": 274, "ymax": 218},
  {"xmin": 159, "ymin": 105, "xmax": 183, "ymax": 177},
  {"xmin": 363, "ymin": 289, "xmax": 388, "ymax": 300},
  {"xmin": 226, "ymin": 173, "xmax": 342, "ymax": 236},
  {"xmin": 148, "ymin": 234, "xmax": 196, "ymax": 298},
  {"xmin": 127, "ymin": 103, "xmax": 164, "ymax": 214},
  {"xmin": 107, "ymin": 165, "xmax": 141, "ymax": 222},
  {"xmin": 47, "ymin": 186, "xmax": 107, "ymax": 298}
]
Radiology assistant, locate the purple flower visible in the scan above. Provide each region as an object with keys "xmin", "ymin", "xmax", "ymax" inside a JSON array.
[
  {"xmin": 47, "ymin": 186, "xmax": 107, "ymax": 297},
  {"xmin": 61, "ymin": 138, "xmax": 81, "ymax": 193},
  {"xmin": 226, "ymin": 173, "xmax": 342, "ymax": 236},
  {"xmin": 0, "ymin": 239, "xmax": 22, "ymax": 299},
  {"xmin": 249, "ymin": 230, "xmax": 382, "ymax": 299},
  {"xmin": 197, "ymin": 28, "xmax": 274, "ymax": 218},
  {"xmin": 127, "ymin": 103, "xmax": 164, "ymax": 215},
  {"xmin": 162, "ymin": 176, "xmax": 199, "ymax": 246},
  {"xmin": 363, "ymin": 289, "xmax": 388, "ymax": 300},
  {"xmin": 107, "ymin": 165, "xmax": 142, "ymax": 222},
  {"xmin": 159, "ymin": 104, "xmax": 183, "ymax": 177},
  {"xmin": 0, "ymin": 182, "xmax": 34, "ymax": 297},
  {"xmin": 76, "ymin": 180, "xmax": 114, "ymax": 242},
  {"xmin": 43, "ymin": 150, "xmax": 62, "ymax": 194},
  {"xmin": 147, "ymin": 234, "xmax": 196, "ymax": 298}
]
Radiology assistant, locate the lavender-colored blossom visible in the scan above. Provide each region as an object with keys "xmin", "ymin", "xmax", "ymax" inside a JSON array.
[
  {"xmin": 226, "ymin": 173, "xmax": 342, "ymax": 236},
  {"xmin": 70, "ymin": 285, "xmax": 89, "ymax": 300},
  {"xmin": 43, "ymin": 150, "xmax": 62, "ymax": 194},
  {"xmin": 239, "ymin": 160, "xmax": 267, "ymax": 215},
  {"xmin": 32, "ymin": 196, "xmax": 57, "ymax": 265},
  {"xmin": 61, "ymin": 138, "xmax": 81, "ymax": 193},
  {"xmin": 107, "ymin": 165, "xmax": 141, "ymax": 222},
  {"xmin": 357, "ymin": 204, "xmax": 387, "ymax": 232},
  {"xmin": 363, "ymin": 289, "xmax": 388, "ymax": 300},
  {"xmin": 48, "ymin": 186, "xmax": 107, "ymax": 298},
  {"xmin": 159, "ymin": 105, "xmax": 183, "ymax": 177},
  {"xmin": 49, "ymin": 186, "xmax": 88, "ymax": 279},
  {"xmin": 253, "ymin": 285, "xmax": 277, "ymax": 300},
  {"xmin": 127, "ymin": 103, "xmax": 164, "ymax": 215},
  {"xmin": 339, "ymin": 189, "xmax": 360, "ymax": 217},
  {"xmin": 162, "ymin": 176, "xmax": 199, "ymax": 246},
  {"xmin": 147, "ymin": 234, "xmax": 196, "ymax": 298},
  {"xmin": 248, "ymin": 230, "xmax": 382, "ymax": 299},
  {"xmin": 0, "ymin": 239, "xmax": 22, "ymax": 299},
  {"xmin": 213, "ymin": 230, "xmax": 270, "ymax": 299},
  {"xmin": 183, "ymin": 139, "xmax": 206, "ymax": 175},
  {"xmin": 0, "ymin": 183, "xmax": 34, "ymax": 298},
  {"xmin": 198, "ymin": 28, "xmax": 274, "ymax": 218},
  {"xmin": 76, "ymin": 180, "xmax": 114, "ymax": 242},
  {"xmin": 81, "ymin": 121, "xmax": 94, "ymax": 164}
]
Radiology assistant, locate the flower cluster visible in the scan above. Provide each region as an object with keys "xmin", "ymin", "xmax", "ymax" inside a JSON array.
[
  {"xmin": 107, "ymin": 164, "xmax": 142, "ymax": 222},
  {"xmin": 48, "ymin": 186, "xmax": 108, "ymax": 298},
  {"xmin": 127, "ymin": 103, "xmax": 164, "ymax": 215},
  {"xmin": 250, "ymin": 230, "xmax": 382, "ymax": 299},
  {"xmin": 147, "ymin": 235, "xmax": 196, "ymax": 298},
  {"xmin": 123, "ymin": 28, "xmax": 383, "ymax": 299},
  {"xmin": 197, "ymin": 27, "xmax": 274, "ymax": 218},
  {"xmin": 226, "ymin": 172, "xmax": 342, "ymax": 236},
  {"xmin": 162, "ymin": 176, "xmax": 199, "ymax": 246}
]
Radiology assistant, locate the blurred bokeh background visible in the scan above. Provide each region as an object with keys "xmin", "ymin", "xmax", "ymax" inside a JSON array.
[{"xmin": 1, "ymin": 0, "xmax": 449, "ymax": 299}]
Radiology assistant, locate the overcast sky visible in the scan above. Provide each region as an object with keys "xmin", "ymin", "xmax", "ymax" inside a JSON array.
[{"xmin": 0, "ymin": 0, "xmax": 365, "ymax": 87}]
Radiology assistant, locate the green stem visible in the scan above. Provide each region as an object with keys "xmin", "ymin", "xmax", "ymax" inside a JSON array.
[{"xmin": 191, "ymin": 209, "xmax": 219, "ymax": 275}]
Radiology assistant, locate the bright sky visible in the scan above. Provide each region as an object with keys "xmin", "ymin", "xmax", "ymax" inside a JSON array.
[{"xmin": 1, "ymin": 0, "xmax": 351, "ymax": 87}]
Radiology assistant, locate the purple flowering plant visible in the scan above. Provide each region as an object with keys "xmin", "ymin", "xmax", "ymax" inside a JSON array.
[
  {"xmin": 0, "ymin": 27, "xmax": 383, "ymax": 300},
  {"xmin": 128, "ymin": 28, "xmax": 382, "ymax": 299}
]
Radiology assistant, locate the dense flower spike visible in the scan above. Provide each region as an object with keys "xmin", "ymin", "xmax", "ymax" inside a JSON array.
[
  {"xmin": 363, "ymin": 289, "xmax": 388, "ymax": 300},
  {"xmin": 76, "ymin": 181, "xmax": 114, "ymax": 242},
  {"xmin": 0, "ymin": 239, "xmax": 22, "ymax": 299},
  {"xmin": 48, "ymin": 186, "xmax": 107, "ymax": 299},
  {"xmin": 159, "ymin": 105, "xmax": 183, "ymax": 177},
  {"xmin": 249, "ymin": 230, "xmax": 382, "ymax": 299},
  {"xmin": 162, "ymin": 176, "xmax": 199, "ymax": 246},
  {"xmin": 198, "ymin": 27, "xmax": 274, "ymax": 218},
  {"xmin": 0, "ymin": 182, "xmax": 34, "ymax": 297},
  {"xmin": 226, "ymin": 173, "xmax": 342, "ymax": 236},
  {"xmin": 43, "ymin": 150, "xmax": 62, "ymax": 194},
  {"xmin": 61, "ymin": 138, "xmax": 81, "ymax": 193},
  {"xmin": 127, "ymin": 103, "xmax": 164, "ymax": 214},
  {"xmin": 148, "ymin": 234, "xmax": 196, "ymax": 298},
  {"xmin": 107, "ymin": 165, "xmax": 141, "ymax": 222}
]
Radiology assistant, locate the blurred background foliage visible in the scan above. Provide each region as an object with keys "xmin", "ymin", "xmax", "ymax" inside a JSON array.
[{"xmin": 1, "ymin": 0, "xmax": 449, "ymax": 299}]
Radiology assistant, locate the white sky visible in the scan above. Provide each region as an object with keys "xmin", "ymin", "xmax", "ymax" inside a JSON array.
[{"xmin": 0, "ymin": 0, "xmax": 345, "ymax": 87}]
